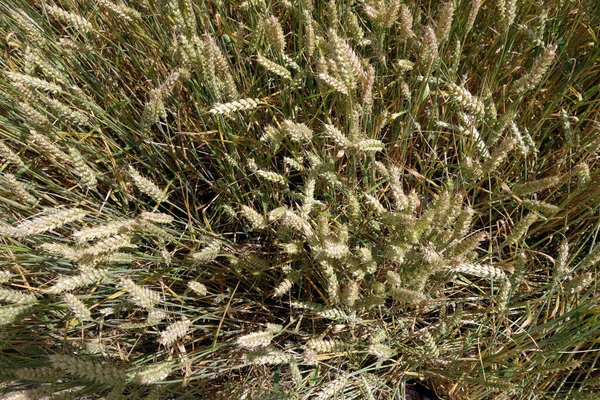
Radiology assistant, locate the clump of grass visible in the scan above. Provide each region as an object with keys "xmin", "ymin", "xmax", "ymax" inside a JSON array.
[{"xmin": 1, "ymin": 0, "xmax": 599, "ymax": 399}]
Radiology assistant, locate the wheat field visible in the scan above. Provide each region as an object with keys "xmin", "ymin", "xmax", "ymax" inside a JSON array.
[{"xmin": 1, "ymin": 0, "xmax": 600, "ymax": 399}]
